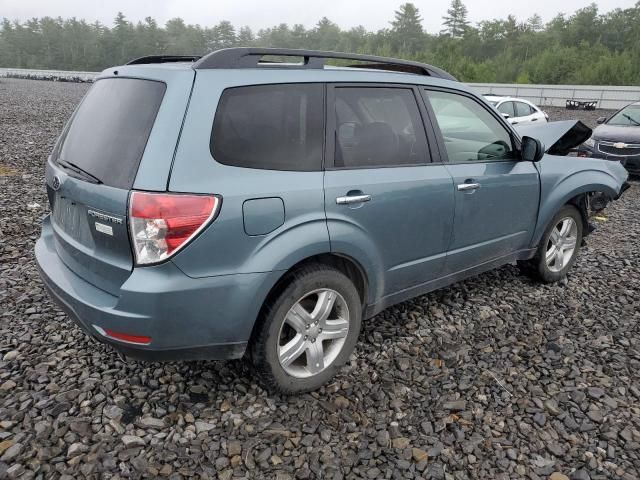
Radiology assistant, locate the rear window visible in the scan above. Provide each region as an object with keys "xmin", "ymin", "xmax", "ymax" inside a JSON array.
[
  {"xmin": 211, "ymin": 84, "xmax": 324, "ymax": 171},
  {"xmin": 55, "ymin": 78, "xmax": 165, "ymax": 189}
]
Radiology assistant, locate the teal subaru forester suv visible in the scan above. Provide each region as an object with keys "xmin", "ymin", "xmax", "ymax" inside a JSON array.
[{"xmin": 35, "ymin": 48, "xmax": 629, "ymax": 393}]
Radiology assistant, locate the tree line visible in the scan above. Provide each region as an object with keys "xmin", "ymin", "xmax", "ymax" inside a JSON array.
[{"xmin": 1, "ymin": 1, "xmax": 640, "ymax": 85}]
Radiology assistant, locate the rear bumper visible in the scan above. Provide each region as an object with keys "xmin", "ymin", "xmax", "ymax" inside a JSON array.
[{"xmin": 35, "ymin": 215, "xmax": 280, "ymax": 361}]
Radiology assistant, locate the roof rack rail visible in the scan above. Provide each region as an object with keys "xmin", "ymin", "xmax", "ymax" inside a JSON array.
[
  {"xmin": 127, "ymin": 55, "xmax": 202, "ymax": 65},
  {"xmin": 192, "ymin": 48, "xmax": 457, "ymax": 81}
]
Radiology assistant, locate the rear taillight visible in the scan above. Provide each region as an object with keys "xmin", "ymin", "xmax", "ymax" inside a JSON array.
[{"xmin": 129, "ymin": 191, "xmax": 220, "ymax": 265}]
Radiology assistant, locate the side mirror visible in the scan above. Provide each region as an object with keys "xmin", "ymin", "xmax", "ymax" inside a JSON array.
[
  {"xmin": 521, "ymin": 136, "xmax": 545, "ymax": 162},
  {"xmin": 501, "ymin": 113, "xmax": 510, "ymax": 119},
  {"xmin": 596, "ymin": 117, "xmax": 606, "ymax": 124}
]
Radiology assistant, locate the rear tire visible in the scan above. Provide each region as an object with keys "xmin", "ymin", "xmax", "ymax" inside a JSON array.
[
  {"xmin": 519, "ymin": 205, "xmax": 583, "ymax": 283},
  {"xmin": 250, "ymin": 264, "xmax": 362, "ymax": 394}
]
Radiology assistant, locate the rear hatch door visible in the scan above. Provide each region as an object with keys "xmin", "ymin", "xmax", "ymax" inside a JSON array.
[{"xmin": 46, "ymin": 69, "xmax": 194, "ymax": 295}]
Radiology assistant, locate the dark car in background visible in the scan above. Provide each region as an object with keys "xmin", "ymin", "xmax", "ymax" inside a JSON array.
[{"xmin": 579, "ymin": 102, "xmax": 640, "ymax": 175}]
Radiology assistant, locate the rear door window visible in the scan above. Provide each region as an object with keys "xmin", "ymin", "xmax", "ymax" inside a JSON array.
[
  {"xmin": 497, "ymin": 101, "xmax": 515, "ymax": 118},
  {"xmin": 55, "ymin": 78, "xmax": 166, "ymax": 189},
  {"xmin": 515, "ymin": 102, "xmax": 534, "ymax": 117},
  {"xmin": 211, "ymin": 84, "xmax": 324, "ymax": 171},
  {"xmin": 332, "ymin": 87, "xmax": 430, "ymax": 168}
]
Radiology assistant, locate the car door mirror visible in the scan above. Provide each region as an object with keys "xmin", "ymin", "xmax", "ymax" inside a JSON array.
[
  {"xmin": 596, "ymin": 116, "xmax": 606, "ymax": 124},
  {"xmin": 501, "ymin": 113, "xmax": 510, "ymax": 119},
  {"xmin": 521, "ymin": 136, "xmax": 545, "ymax": 162}
]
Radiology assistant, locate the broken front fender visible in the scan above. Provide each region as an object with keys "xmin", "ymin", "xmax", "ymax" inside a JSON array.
[
  {"xmin": 515, "ymin": 120, "xmax": 592, "ymax": 156},
  {"xmin": 530, "ymin": 154, "xmax": 628, "ymax": 248}
]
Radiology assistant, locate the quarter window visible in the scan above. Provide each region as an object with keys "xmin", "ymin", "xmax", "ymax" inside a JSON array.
[
  {"xmin": 211, "ymin": 84, "xmax": 324, "ymax": 171},
  {"xmin": 333, "ymin": 87, "xmax": 430, "ymax": 168},
  {"xmin": 426, "ymin": 90, "xmax": 515, "ymax": 163}
]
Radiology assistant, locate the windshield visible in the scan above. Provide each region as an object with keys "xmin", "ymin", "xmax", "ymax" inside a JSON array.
[
  {"xmin": 607, "ymin": 105, "xmax": 640, "ymax": 127},
  {"xmin": 55, "ymin": 78, "xmax": 166, "ymax": 189}
]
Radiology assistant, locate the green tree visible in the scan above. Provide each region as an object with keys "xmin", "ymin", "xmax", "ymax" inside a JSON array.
[
  {"xmin": 310, "ymin": 17, "xmax": 341, "ymax": 51},
  {"xmin": 526, "ymin": 14, "xmax": 544, "ymax": 32},
  {"xmin": 442, "ymin": 0, "xmax": 469, "ymax": 38},
  {"xmin": 390, "ymin": 3, "xmax": 424, "ymax": 54},
  {"xmin": 208, "ymin": 20, "xmax": 236, "ymax": 50},
  {"xmin": 237, "ymin": 26, "xmax": 254, "ymax": 45},
  {"xmin": 112, "ymin": 12, "xmax": 134, "ymax": 63},
  {"xmin": 1, "ymin": 3, "xmax": 640, "ymax": 85}
]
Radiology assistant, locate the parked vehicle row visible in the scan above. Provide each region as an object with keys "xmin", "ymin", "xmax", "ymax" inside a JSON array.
[{"xmin": 35, "ymin": 48, "xmax": 629, "ymax": 393}]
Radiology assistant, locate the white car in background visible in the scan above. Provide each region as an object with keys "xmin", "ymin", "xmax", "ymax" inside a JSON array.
[{"xmin": 484, "ymin": 95, "xmax": 549, "ymax": 125}]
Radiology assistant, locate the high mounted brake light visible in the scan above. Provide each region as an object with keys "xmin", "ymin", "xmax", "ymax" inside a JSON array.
[{"xmin": 129, "ymin": 191, "xmax": 220, "ymax": 265}]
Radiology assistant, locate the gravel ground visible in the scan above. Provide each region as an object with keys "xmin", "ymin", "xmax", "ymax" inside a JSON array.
[
  {"xmin": 544, "ymin": 107, "xmax": 613, "ymax": 129},
  {"xmin": 1, "ymin": 78, "xmax": 639, "ymax": 480}
]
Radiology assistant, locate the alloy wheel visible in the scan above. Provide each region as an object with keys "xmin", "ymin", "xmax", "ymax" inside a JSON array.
[
  {"xmin": 545, "ymin": 217, "xmax": 579, "ymax": 273},
  {"xmin": 277, "ymin": 288, "xmax": 350, "ymax": 378}
]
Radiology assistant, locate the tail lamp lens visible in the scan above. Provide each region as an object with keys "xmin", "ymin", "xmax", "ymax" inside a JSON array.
[{"xmin": 129, "ymin": 191, "xmax": 220, "ymax": 265}]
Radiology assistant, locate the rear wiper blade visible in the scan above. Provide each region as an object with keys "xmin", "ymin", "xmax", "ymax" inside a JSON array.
[
  {"xmin": 57, "ymin": 159, "xmax": 102, "ymax": 184},
  {"xmin": 623, "ymin": 114, "xmax": 640, "ymax": 126}
]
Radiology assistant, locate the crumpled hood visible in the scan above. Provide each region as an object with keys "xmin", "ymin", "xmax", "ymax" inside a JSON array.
[
  {"xmin": 515, "ymin": 120, "xmax": 592, "ymax": 156},
  {"xmin": 592, "ymin": 124, "xmax": 640, "ymax": 144}
]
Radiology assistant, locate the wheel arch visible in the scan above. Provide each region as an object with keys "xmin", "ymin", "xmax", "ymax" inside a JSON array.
[
  {"xmin": 246, "ymin": 252, "xmax": 371, "ymax": 351},
  {"xmin": 532, "ymin": 171, "xmax": 620, "ymax": 247},
  {"xmin": 268, "ymin": 253, "xmax": 368, "ymax": 309},
  {"xmin": 567, "ymin": 193, "xmax": 590, "ymax": 238}
]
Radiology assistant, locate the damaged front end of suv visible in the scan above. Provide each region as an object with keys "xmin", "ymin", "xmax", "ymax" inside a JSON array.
[{"xmin": 516, "ymin": 120, "xmax": 630, "ymax": 236}]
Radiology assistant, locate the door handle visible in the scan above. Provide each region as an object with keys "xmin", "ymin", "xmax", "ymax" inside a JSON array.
[
  {"xmin": 531, "ymin": 118, "xmax": 538, "ymax": 122},
  {"xmin": 457, "ymin": 183, "xmax": 481, "ymax": 191},
  {"xmin": 336, "ymin": 194, "xmax": 371, "ymax": 205}
]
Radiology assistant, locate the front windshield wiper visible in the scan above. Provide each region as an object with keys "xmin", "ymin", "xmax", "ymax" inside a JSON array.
[
  {"xmin": 57, "ymin": 159, "xmax": 102, "ymax": 184},
  {"xmin": 623, "ymin": 113, "xmax": 640, "ymax": 126}
]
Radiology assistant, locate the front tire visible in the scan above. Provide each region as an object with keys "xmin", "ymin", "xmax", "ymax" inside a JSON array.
[
  {"xmin": 250, "ymin": 264, "xmax": 362, "ymax": 394},
  {"xmin": 520, "ymin": 205, "xmax": 583, "ymax": 283}
]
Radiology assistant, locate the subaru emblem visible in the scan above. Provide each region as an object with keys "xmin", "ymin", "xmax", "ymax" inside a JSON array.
[{"xmin": 52, "ymin": 175, "xmax": 61, "ymax": 191}]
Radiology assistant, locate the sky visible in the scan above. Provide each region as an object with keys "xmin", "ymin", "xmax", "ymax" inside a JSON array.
[{"xmin": 1, "ymin": 0, "xmax": 636, "ymax": 33}]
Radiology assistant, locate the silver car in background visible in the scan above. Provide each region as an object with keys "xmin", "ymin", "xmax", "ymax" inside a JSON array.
[{"xmin": 485, "ymin": 95, "xmax": 549, "ymax": 125}]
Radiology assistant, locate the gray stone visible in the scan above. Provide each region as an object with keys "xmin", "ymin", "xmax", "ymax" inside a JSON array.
[
  {"xmin": 195, "ymin": 421, "xmax": 215, "ymax": 434},
  {"xmin": 0, "ymin": 443, "xmax": 24, "ymax": 463},
  {"xmin": 533, "ymin": 412, "xmax": 547, "ymax": 427},
  {"xmin": 121, "ymin": 435, "xmax": 145, "ymax": 448},
  {"xmin": 67, "ymin": 442, "xmax": 88, "ymax": 458},
  {"xmin": 137, "ymin": 417, "xmax": 165, "ymax": 429}
]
